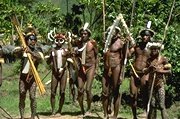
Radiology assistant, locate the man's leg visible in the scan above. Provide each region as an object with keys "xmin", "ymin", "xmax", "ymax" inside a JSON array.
[
  {"xmin": 111, "ymin": 66, "xmax": 121, "ymax": 118},
  {"xmin": 158, "ymin": 84, "xmax": 168, "ymax": 119},
  {"xmin": 19, "ymin": 80, "xmax": 27, "ymax": 119},
  {"xmin": 102, "ymin": 71, "xmax": 110, "ymax": 118},
  {"xmin": 77, "ymin": 74, "xmax": 85, "ymax": 115},
  {"xmin": 29, "ymin": 81, "xmax": 37, "ymax": 119},
  {"xmin": 130, "ymin": 75, "xmax": 138, "ymax": 119},
  {"xmin": 58, "ymin": 70, "xmax": 67, "ymax": 114},
  {"xmin": 50, "ymin": 75, "xmax": 58, "ymax": 115},
  {"xmin": 141, "ymin": 74, "xmax": 149, "ymax": 112},
  {"xmin": 86, "ymin": 66, "xmax": 96, "ymax": 112}
]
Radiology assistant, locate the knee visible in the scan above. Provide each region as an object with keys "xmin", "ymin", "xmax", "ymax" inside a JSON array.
[
  {"xmin": 19, "ymin": 92, "xmax": 26, "ymax": 100},
  {"xmin": 130, "ymin": 94, "xmax": 137, "ymax": 106},
  {"xmin": 51, "ymin": 92, "xmax": 56, "ymax": 98},
  {"xmin": 29, "ymin": 94, "xmax": 35, "ymax": 100},
  {"xmin": 102, "ymin": 89, "xmax": 109, "ymax": 97},
  {"xmin": 150, "ymin": 101, "xmax": 156, "ymax": 108},
  {"xmin": 159, "ymin": 103, "xmax": 166, "ymax": 110},
  {"xmin": 85, "ymin": 89, "xmax": 92, "ymax": 95},
  {"xmin": 78, "ymin": 88, "xmax": 84, "ymax": 95},
  {"xmin": 112, "ymin": 89, "xmax": 119, "ymax": 97},
  {"xmin": 60, "ymin": 91, "xmax": 65, "ymax": 97}
]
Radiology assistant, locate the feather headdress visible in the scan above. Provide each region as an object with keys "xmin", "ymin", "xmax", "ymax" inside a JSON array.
[
  {"xmin": 79, "ymin": 22, "xmax": 91, "ymax": 36},
  {"xmin": 146, "ymin": 41, "xmax": 164, "ymax": 51},
  {"xmin": 139, "ymin": 21, "xmax": 155, "ymax": 37}
]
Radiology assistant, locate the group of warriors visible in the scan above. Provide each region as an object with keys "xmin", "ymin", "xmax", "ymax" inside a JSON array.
[{"xmin": 0, "ymin": 20, "xmax": 171, "ymax": 119}]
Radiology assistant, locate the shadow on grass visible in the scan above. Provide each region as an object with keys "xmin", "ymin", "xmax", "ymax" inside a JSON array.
[
  {"xmin": 82, "ymin": 115, "xmax": 127, "ymax": 119},
  {"xmin": 37, "ymin": 111, "xmax": 52, "ymax": 116},
  {"xmin": 37, "ymin": 110, "xmax": 82, "ymax": 116},
  {"xmin": 61, "ymin": 111, "xmax": 82, "ymax": 116},
  {"xmin": 83, "ymin": 116, "xmax": 102, "ymax": 119}
]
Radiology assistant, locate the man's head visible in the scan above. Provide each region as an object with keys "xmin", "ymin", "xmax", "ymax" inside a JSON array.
[
  {"xmin": 79, "ymin": 28, "xmax": 91, "ymax": 42},
  {"xmin": 140, "ymin": 29, "xmax": 154, "ymax": 42},
  {"xmin": 54, "ymin": 33, "xmax": 66, "ymax": 47},
  {"xmin": 148, "ymin": 42, "xmax": 163, "ymax": 57},
  {"xmin": 25, "ymin": 33, "xmax": 37, "ymax": 48}
]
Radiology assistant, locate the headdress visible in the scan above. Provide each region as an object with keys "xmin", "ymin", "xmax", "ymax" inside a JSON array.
[
  {"xmin": 79, "ymin": 22, "xmax": 91, "ymax": 36},
  {"xmin": 24, "ymin": 23, "xmax": 36, "ymax": 35},
  {"xmin": 146, "ymin": 41, "xmax": 164, "ymax": 50},
  {"xmin": 54, "ymin": 33, "xmax": 65, "ymax": 44},
  {"xmin": 139, "ymin": 21, "xmax": 155, "ymax": 37}
]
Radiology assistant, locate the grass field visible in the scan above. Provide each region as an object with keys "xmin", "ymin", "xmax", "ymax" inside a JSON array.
[{"xmin": 0, "ymin": 61, "xmax": 179, "ymax": 119}]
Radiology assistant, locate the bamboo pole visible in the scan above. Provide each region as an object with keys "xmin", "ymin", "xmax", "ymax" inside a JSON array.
[{"xmin": 102, "ymin": 0, "xmax": 106, "ymax": 43}]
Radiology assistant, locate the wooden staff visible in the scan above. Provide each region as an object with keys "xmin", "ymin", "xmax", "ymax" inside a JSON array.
[
  {"xmin": 11, "ymin": 15, "xmax": 46, "ymax": 95},
  {"xmin": 102, "ymin": 0, "xmax": 106, "ymax": 43}
]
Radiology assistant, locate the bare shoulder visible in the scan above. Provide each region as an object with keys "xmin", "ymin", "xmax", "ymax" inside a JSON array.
[{"xmin": 88, "ymin": 39, "xmax": 97, "ymax": 46}]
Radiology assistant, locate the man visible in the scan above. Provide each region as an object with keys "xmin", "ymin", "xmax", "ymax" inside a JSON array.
[
  {"xmin": 13, "ymin": 30, "xmax": 44, "ymax": 119},
  {"xmin": 102, "ymin": 26, "xmax": 132, "ymax": 119},
  {"xmin": 66, "ymin": 33, "xmax": 79, "ymax": 103},
  {"xmin": 129, "ymin": 28, "xmax": 154, "ymax": 119},
  {"xmin": 46, "ymin": 33, "xmax": 69, "ymax": 115},
  {"xmin": 75, "ymin": 24, "xmax": 98, "ymax": 115},
  {"xmin": 143, "ymin": 42, "xmax": 171, "ymax": 119}
]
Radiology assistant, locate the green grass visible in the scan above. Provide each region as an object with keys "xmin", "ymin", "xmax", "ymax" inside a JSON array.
[{"xmin": 0, "ymin": 61, "xmax": 180, "ymax": 119}]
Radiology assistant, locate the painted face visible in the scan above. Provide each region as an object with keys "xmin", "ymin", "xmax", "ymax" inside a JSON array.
[
  {"xmin": 80, "ymin": 30, "xmax": 89, "ymax": 42},
  {"xmin": 27, "ymin": 35, "xmax": 37, "ymax": 48},
  {"xmin": 142, "ymin": 35, "xmax": 151, "ymax": 43},
  {"xmin": 55, "ymin": 38, "xmax": 65, "ymax": 47}
]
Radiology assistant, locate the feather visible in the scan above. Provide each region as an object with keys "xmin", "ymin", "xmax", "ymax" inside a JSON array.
[
  {"xmin": 147, "ymin": 21, "xmax": 152, "ymax": 29},
  {"xmin": 83, "ymin": 22, "xmax": 89, "ymax": 30},
  {"xmin": 146, "ymin": 42, "xmax": 164, "ymax": 51},
  {"xmin": 48, "ymin": 30, "xmax": 54, "ymax": 42}
]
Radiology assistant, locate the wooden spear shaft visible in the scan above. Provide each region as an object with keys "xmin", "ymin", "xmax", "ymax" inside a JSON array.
[{"xmin": 102, "ymin": 0, "xmax": 106, "ymax": 42}]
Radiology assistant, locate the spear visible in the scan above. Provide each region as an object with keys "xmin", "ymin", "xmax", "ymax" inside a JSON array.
[
  {"xmin": 102, "ymin": 0, "xmax": 106, "ymax": 43},
  {"xmin": 146, "ymin": 0, "xmax": 176, "ymax": 116}
]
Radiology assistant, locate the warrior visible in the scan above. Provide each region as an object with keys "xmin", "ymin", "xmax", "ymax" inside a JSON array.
[
  {"xmin": 74, "ymin": 23, "xmax": 98, "ymax": 115},
  {"xmin": 102, "ymin": 26, "xmax": 133, "ymax": 119},
  {"xmin": 143, "ymin": 42, "xmax": 171, "ymax": 119},
  {"xmin": 129, "ymin": 27, "xmax": 155, "ymax": 119},
  {"xmin": 46, "ymin": 33, "xmax": 69, "ymax": 115},
  {"xmin": 13, "ymin": 27, "xmax": 44, "ymax": 119},
  {"xmin": 66, "ymin": 33, "xmax": 79, "ymax": 103}
]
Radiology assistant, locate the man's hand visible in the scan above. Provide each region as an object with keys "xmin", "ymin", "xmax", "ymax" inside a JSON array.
[
  {"xmin": 149, "ymin": 65, "xmax": 157, "ymax": 72},
  {"xmin": 24, "ymin": 47, "xmax": 33, "ymax": 54}
]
